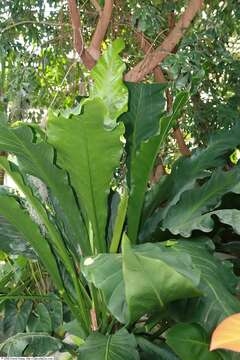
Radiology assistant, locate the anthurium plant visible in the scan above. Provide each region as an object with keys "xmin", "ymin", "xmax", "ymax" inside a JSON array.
[{"xmin": 0, "ymin": 40, "xmax": 240, "ymax": 359}]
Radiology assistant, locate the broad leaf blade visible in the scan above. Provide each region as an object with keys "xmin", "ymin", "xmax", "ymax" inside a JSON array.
[
  {"xmin": 172, "ymin": 239, "xmax": 240, "ymax": 332},
  {"xmin": 0, "ymin": 117, "xmax": 89, "ymax": 255},
  {"xmin": 143, "ymin": 122, "xmax": 240, "ymax": 220},
  {"xmin": 78, "ymin": 328, "xmax": 139, "ymax": 360},
  {"xmin": 211, "ymin": 209, "xmax": 240, "ymax": 235},
  {"xmin": 82, "ymin": 253, "xmax": 128, "ymax": 323},
  {"xmin": 28, "ymin": 303, "xmax": 52, "ymax": 333},
  {"xmin": 90, "ymin": 39, "xmax": 128, "ymax": 128},
  {"xmin": 122, "ymin": 83, "xmax": 188, "ymax": 242},
  {"xmin": 166, "ymin": 323, "xmax": 222, "ymax": 360},
  {"xmin": 0, "ymin": 190, "xmax": 64, "ymax": 291},
  {"xmin": 123, "ymin": 82, "xmax": 167, "ymax": 148},
  {"xmin": 47, "ymin": 99, "xmax": 124, "ymax": 253},
  {"xmin": 168, "ymin": 208, "xmax": 240, "ymax": 237},
  {"xmin": 163, "ymin": 169, "xmax": 240, "ymax": 236},
  {"xmin": 3, "ymin": 300, "xmax": 32, "ymax": 338},
  {"xmin": 82, "ymin": 239, "xmax": 201, "ymax": 325},
  {"xmin": 137, "ymin": 336, "xmax": 180, "ymax": 360},
  {"xmin": 0, "ymin": 332, "xmax": 62, "ymax": 356},
  {"xmin": 122, "ymin": 236, "xmax": 201, "ymax": 323},
  {"xmin": 121, "ymin": 82, "xmax": 167, "ymax": 243}
]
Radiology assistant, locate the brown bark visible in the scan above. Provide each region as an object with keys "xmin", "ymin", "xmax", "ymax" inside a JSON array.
[
  {"xmin": 90, "ymin": 0, "xmax": 102, "ymax": 14},
  {"xmin": 167, "ymin": 86, "xmax": 191, "ymax": 156},
  {"xmin": 151, "ymin": 159, "xmax": 166, "ymax": 184},
  {"xmin": 125, "ymin": 0, "xmax": 204, "ymax": 82},
  {"xmin": 167, "ymin": 13, "xmax": 191, "ymax": 157},
  {"xmin": 88, "ymin": 0, "xmax": 113, "ymax": 61},
  {"xmin": 135, "ymin": 32, "xmax": 167, "ymax": 83},
  {"xmin": 67, "ymin": 0, "xmax": 96, "ymax": 70},
  {"xmin": 173, "ymin": 127, "xmax": 191, "ymax": 156}
]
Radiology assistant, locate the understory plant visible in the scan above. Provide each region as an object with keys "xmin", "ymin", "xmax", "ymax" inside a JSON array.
[{"xmin": 0, "ymin": 40, "xmax": 240, "ymax": 359}]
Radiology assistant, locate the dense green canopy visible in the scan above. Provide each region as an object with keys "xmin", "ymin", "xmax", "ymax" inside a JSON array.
[{"xmin": 1, "ymin": 0, "xmax": 240, "ymax": 147}]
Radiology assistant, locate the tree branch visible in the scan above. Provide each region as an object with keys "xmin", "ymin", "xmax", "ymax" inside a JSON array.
[
  {"xmin": 90, "ymin": 0, "xmax": 102, "ymax": 14},
  {"xmin": 125, "ymin": 0, "xmax": 204, "ymax": 82},
  {"xmin": 88, "ymin": 0, "xmax": 113, "ymax": 61},
  {"xmin": 67, "ymin": 0, "xmax": 96, "ymax": 70},
  {"xmin": 135, "ymin": 32, "xmax": 167, "ymax": 83},
  {"xmin": 173, "ymin": 127, "xmax": 191, "ymax": 156}
]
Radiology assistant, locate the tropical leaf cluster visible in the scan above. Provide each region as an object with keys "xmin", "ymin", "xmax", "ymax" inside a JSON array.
[{"xmin": 0, "ymin": 41, "xmax": 240, "ymax": 359}]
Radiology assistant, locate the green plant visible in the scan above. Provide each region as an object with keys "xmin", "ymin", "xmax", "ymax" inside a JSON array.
[{"xmin": 0, "ymin": 40, "xmax": 240, "ymax": 359}]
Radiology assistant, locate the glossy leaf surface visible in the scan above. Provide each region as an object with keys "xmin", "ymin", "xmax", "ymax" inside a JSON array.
[
  {"xmin": 47, "ymin": 99, "xmax": 124, "ymax": 253},
  {"xmin": 166, "ymin": 323, "xmax": 222, "ymax": 360},
  {"xmin": 78, "ymin": 328, "xmax": 139, "ymax": 360}
]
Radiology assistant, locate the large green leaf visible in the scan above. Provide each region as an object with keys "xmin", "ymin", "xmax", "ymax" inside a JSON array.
[
  {"xmin": 0, "ymin": 189, "xmax": 64, "ymax": 291},
  {"xmin": 83, "ymin": 238, "xmax": 201, "ymax": 324},
  {"xmin": 47, "ymin": 99, "xmax": 124, "ymax": 253},
  {"xmin": 0, "ymin": 159, "xmax": 90, "ymax": 331},
  {"xmin": 3, "ymin": 300, "xmax": 32, "ymax": 338},
  {"xmin": 162, "ymin": 168, "xmax": 240, "ymax": 237},
  {"xmin": 27, "ymin": 303, "xmax": 52, "ymax": 333},
  {"xmin": 0, "ymin": 115, "xmax": 89, "ymax": 255},
  {"xmin": 171, "ymin": 239, "xmax": 240, "ymax": 332},
  {"xmin": 137, "ymin": 336, "xmax": 180, "ymax": 360},
  {"xmin": 166, "ymin": 323, "xmax": 222, "ymax": 360},
  {"xmin": 0, "ymin": 332, "xmax": 62, "ymax": 356},
  {"xmin": 121, "ymin": 83, "xmax": 188, "ymax": 242},
  {"xmin": 141, "ymin": 123, "xmax": 240, "ymax": 242},
  {"xmin": 143, "ymin": 122, "xmax": 240, "ymax": 221},
  {"xmin": 78, "ymin": 328, "xmax": 139, "ymax": 360},
  {"xmin": 82, "ymin": 253, "xmax": 128, "ymax": 324},
  {"xmin": 45, "ymin": 293, "xmax": 63, "ymax": 331},
  {"xmin": 0, "ymin": 158, "xmax": 74, "ymax": 264},
  {"xmin": 122, "ymin": 82, "xmax": 167, "ymax": 148},
  {"xmin": 90, "ymin": 39, "xmax": 128, "ymax": 128},
  {"xmin": 121, "ymin": 82, "xmax": 166, "ymax": 243},
  {"xmin": 122, "ymin": 236, "xmax": 201, "ymax": 323}
]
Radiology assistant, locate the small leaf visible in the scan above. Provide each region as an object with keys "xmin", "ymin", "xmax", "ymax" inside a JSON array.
[
  {"xmin": 27, "ymin": 303, "xmax": 52, "ymax": 333},
  {"xmin": 210, "ymin": 313, "xmax": 240, "ymax": 352},
  {"xmin": 90, "ymin": 39, "xmax": 128, "ymax": 128}
]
